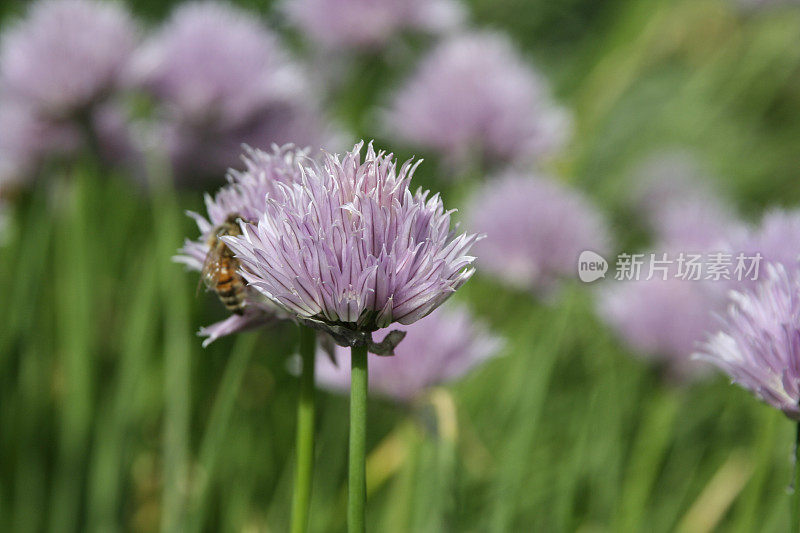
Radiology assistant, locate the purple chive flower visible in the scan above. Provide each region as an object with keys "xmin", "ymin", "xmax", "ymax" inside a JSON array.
[
  {"xmin": 150, "ymin": 104, "xmax": 335, "ymax": 185},
  {"xmin": 175, "ymin": 144, "xmax": 308, "ymax": 346},
  {"xmin": 696, "ymin": 264, "xmax": 800, "ymax": 419},
  {"xmin": 0, "ymin": 98, "xmax": 138, "ymax": 183},
  {"xmin": 0, "ymin": 0, "xmax": 137, "ymax": 118},
  {"xmin": 315, "ymin": 304, "xmax": 502, "ymax": 401},
  {"xmin": 129, "ymin": 1, "xmax": 333, "ymax": 182},
  {"xmin": 599, "ymin": 273, "xmax": 726, "ymax": 380},
  {"xmin": 466, "ymin": 172, "xmax": 610, "ymax": 293},
  {"xmin": 224, "ymin": 141, "xmax": 479, "ymax": 348},
  {"xmin": 0, "ymin": 100, "xmax": 79, "ymax": 184},
  {"xmin": 652, "ymin": 199, "xmax": 742, "ymax": 252},
  {"xmin": 283, "ymin": 0, "xmax": 464, "ymax": 50},
  {"xmin": 384, "ymin": 32, "xmax": 570, "ymax": 168}
]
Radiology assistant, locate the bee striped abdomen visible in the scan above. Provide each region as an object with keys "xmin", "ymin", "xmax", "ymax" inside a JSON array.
[
  {"xmin": 200, "ymin": 214, "xmax": 252, "ymax": 316},
  {"xmin": 216, "ymin": 261, "xmax": 246, "ymax": 314}
]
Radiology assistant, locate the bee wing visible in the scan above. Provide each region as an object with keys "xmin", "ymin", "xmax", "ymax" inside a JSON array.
[{"xmin": 198, "ymin": 245, "xmax": 223, "ymax": 294}]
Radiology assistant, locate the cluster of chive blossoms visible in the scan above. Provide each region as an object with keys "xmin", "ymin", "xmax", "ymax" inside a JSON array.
[
  {"xmin": 385, "ymin": 32, "xmax": 570, "ymax": 168},
  {"xmin": 224, "ymin": 142, "xmax": 480, "ymax": 341},
  {"xmin": 0, "ymin": 0, "xmax": 137, "ymax": 116},
  {"xmin": 466, "ymin": 171, "xmax": 610, "ymax": 294},
  {"xmin": 599, "ymin": 271, "xmax": 726, "ymax": 380},
  {"xmin": 176, "ymin": 144, "xmax": 309, "ymax": 345},
  {"xmin": 0, "ymin": 0, "xmax": 138, "ymax": 181},
  {"xmin": 283, "ymin": 0, "xmax": 465, "ymax": 50},
  {"xmin": 315, "ymin": 304, "xmax": 503, "ymax": 401},
  {"xmin": 696, "ymin": 264, "xmax": 800, "ymax": 419},
  {"xmin": 596, "ymin": 155, "xmax": 745, "ymax": 380},
  {"xmin": 128, "ymin": 1, "xmax": 334, "ymax": 183}
]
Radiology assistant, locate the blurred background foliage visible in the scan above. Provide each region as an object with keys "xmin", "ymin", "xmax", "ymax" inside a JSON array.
[{"xmin": 2, "ymin": 0, "xmax": 800, "ymax": 531}]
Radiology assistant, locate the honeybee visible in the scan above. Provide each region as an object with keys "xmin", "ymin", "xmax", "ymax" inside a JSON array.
[{"xmin": 201, "ymin": 214, "xmax": 252, "ymax": 315}]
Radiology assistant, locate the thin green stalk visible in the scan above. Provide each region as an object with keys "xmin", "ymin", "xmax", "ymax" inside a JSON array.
[
  {"xmin": 348, "ymin": 344, "xmax": 369, "ymax": 533},
  {"xmin": 793, "ymin": 421, "xmax": 800, "ymax": 533},
  {"xmin": 291, "ymin": 326, "xmax": 317, "ymax": 533},
  {"xmin": 87, "ymin": 255, "xmax": 158, "ymax": 532},
  {"xmin": 49, "ymin": 170, "xmax": 93, "ymax": 533},
  {"xmin": 188, "ymin": 333, "xmax": 258, "ymax": 533},
  {"xmin": 147, "ymin": 154, "xmax": 192, "ymax": 533},
  {"xmin": 614, "ymin": 389, "xmax": 681, "ymax": 532},
  {"xmin": 489, "ymin": 291, "xmax": 577, "ymax": 532}
]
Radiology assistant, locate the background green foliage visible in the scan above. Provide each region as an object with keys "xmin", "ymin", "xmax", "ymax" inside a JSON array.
[{"xmin": 3, "ymin": 0, "xmax": 800, "ymax": 531}]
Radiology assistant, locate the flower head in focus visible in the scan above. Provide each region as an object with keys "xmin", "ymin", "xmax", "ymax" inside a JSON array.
[
  {"xmin": 384, "ymin": 32, "xmax": 570, "ymax": 169},
  {"xmin": 696, "ymin": 264, "xmax": 800, "ymax": 419},
  {"xmin": 466, "ymin": 172, "xmax": 610, "ymax": 294},
  {"xmin": 224, "ymin": 141, "xmax": 480, "ymax": 350},
  {"xmin": 129, "ymin": 1, "xmax": 334, "ymax": 183},
  {"xmin": 315, "ymin": 304, "xmax": 502, "ymax": 401},
  {"xmin": 284, "ymin": 0, "xmax": 464, "ymax": 50},
  {"xmin": 175, "ymin": 144, "xmax": 308, "ymax": 346},
  {"xmin": 0, "ymin": 0, "xmax": 137, "ymax": 118}
]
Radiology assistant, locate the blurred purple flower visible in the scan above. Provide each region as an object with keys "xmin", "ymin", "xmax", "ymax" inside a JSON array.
[
  {"xmin": 315, "ymin": 304, "xmax": 502, "ymax": 401},
  {"xmin": 653, "ymin": 199, "xmax": 742, "ymax": 252},
  {"xmin": 384, "ymin": 32, "xmax": 570, "ymax": 168},
  {"xmin": 0, "ymin": 0, "xmax": 137, "ymax": 118},
  {"xmin": 0, "ymin": 101, "xmax": 80, "ymax": 184},
  {"xmin": 696, "ymin": 264, "xmax": 800, "ymax": 419},
  {"xmin": 599, "ymin": 273, "xmax": 726, "ymax": 380},
  {"xmin": 129, "ymin": 1, "xmax": 334, "ymax": 183},
  {"xmin": 284, "ymin": 0, "xmax": 464, "ymax": 50},
  {"xmin": 175, "ymin": 144, "xmax": 307, "ymax": 345},
  {"xmin": 466, "ymin": 172, "xmax": 610, "ymax": 293},
  {"xmin": 0, "ymin": 98, "xmax": 138, "ymax": 184},
  {"xmin": 225, "ymin": 141, "xmax": 479, "ymax": 342},
  {"xmin": 152, "ymin": 103, "xmax": 334, "ymax": 185}
]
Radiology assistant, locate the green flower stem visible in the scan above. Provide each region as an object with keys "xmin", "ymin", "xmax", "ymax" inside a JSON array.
[
  {"xmin": 291, "ymin": 326, "xmax": 317, "ymax": 533},
  {"xmin": 348, "ymin": 344, "xmax": 369, "ymax": 533}
]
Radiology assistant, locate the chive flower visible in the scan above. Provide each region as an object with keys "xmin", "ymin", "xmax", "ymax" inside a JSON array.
[
  {"xmin": 466, "ymin": 171, "xmax": 610, "ymax": 293},
  {"xmin": 384, "ymin": 32, "xmax": 570, "ymax": 168},
  {"xmin": 283, "ymin": 0, "xmax": 465, "ymax": 50},
  {"xmin": 175, "ymin": 144, "xmax": 307, "ymax": 346},
  {"xmin": 0, "ymin": 100, "xmax": 79, "ymax": 183},
  {"xmin": 599, "ymin": 272, "xmax": 726, "ymax": 380},
  {"xmin": 223, "ymin": 141, "xmax": 480, "ymax": 350},
  {"xmin": 0, "ymin": 0, "xmax": 137, "ymax": 118},
  {"xmin": 1, "ymin": 99, "xmax": 138, "ymax": 183},
  {"xmin": 129, "ymin": 1, "xmax": 333, "ymax": 182},
  {"xmin": 696, "ymin": 264, "xmax": 800, "ymax": 419}
]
